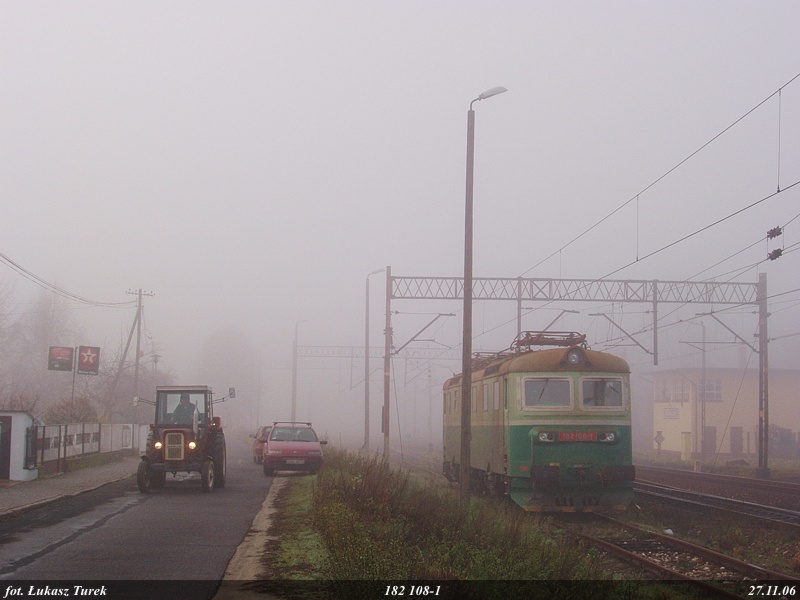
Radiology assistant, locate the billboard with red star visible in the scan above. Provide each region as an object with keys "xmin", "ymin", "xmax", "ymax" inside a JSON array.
[{"xmin": 78, "ymin": 346, "xmax": 101, "ymax": 375}]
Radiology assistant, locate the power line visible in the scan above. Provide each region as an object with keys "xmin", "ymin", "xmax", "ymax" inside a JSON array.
[{"xmin": 0, "ymin": 250, "xmax": 133, "ymax": 308}]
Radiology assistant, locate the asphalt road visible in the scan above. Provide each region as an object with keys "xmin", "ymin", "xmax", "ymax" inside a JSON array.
[{"xmin": 0, "ymin": 438, "xmax": 270, "ymax": 597}]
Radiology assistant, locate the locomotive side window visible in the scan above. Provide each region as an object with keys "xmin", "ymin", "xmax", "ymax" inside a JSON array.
[
  {"xmin": 493, "ymin": 381, "xmax": 500, "ymax": 411},
  {"xmin": 523, "ymin": 378, "xmax": 571, "ymax": 408},
  {"xmin": 582, "ymin": 378, "xmax": 624, "ymax": 408}
]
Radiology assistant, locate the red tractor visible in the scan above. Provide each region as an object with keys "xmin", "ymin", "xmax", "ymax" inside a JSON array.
[{"xmin": 135, "ymin": 385, "xmax": 233, "ymax": 493}]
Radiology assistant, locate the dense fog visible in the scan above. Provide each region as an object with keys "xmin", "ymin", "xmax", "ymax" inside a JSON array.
[{"xmin": 2, "ymin": 2, "xmax": 799, "ymax": 453}]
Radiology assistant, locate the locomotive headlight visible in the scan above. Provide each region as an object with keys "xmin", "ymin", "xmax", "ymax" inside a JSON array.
[
  {"xmin": 600, "ymin": 432, "xmax": 616, "ymax": 442},
  {"xmin": 566, "ymin": 348, "xmax": 585, "ymax": 367},
  {"xmin": 538, "ymin": 432, "xmax": 555, "ymax": 442},
  {"xmin": 188, "ymin": 441, "xmax": 197, "ymax": 450},
  {"xmin": 154, "ymin": 441, "xmax": 163, "ymax": 450}
]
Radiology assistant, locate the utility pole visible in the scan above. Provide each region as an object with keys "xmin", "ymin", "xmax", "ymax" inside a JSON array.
[
  {"xmin": 152, "ymin": 352, "xmax": 161, "ymax": 390},
  {"xmin": 700, "ymin": 322, "xmax": 706, "ymax": 463},
  {"xmin": 126, "ymin": 289, "xmax": 155, "ymax": 398},
  {"xmin": 756, "ymin": 272, "xmax": 770, "ymax": 479},
  {"xmin": 383, "ymin": 266, "xmax": 392, "ymax": 458}
]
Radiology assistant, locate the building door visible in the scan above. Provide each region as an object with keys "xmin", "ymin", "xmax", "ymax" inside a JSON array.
[
  {"xmin": 730, "ymin": 426, "xmax": 743, "ymax": 455},
  {"xmin": 702, "ymin": 426, "xmax": 717, "ymax": 458},
  {"xmin": 0, "ymin": 416, "xmax": 12, "ymax": 479}
]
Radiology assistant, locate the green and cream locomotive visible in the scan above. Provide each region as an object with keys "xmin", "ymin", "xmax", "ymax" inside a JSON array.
[{"xmin": 443, "ymin": 332, "xmax": 634, "ymax": 512}]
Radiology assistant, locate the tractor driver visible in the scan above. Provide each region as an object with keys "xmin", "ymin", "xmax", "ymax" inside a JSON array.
[{"xmin": 172, "ymin": 392, "xmax": 197, "ymax": 424}]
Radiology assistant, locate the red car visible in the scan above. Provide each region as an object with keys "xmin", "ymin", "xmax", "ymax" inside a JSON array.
[
  {"xmin": 262, "ymin": 421, "xmax": 327, "ymax": 476},
  {"xmin": 251, "ymin": 425, "xmax": 272, "ymax": 464}
]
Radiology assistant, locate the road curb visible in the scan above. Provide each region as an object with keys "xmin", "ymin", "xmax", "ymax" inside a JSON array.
[{"xmin": 220, "ymin": 476, "xmax": 288, "ymax": 581}]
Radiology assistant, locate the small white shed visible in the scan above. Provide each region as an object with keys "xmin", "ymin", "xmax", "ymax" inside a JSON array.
[{"xmin": 0, "ymin": 411, "xmax": 39, "ymax": 482}]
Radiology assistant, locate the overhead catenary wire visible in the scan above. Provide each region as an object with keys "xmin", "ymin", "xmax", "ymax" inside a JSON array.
[
  {"xmin": 471, "ymin": 185, "xmax": 800, "ymax": 344},
  {"xmin": 518, "ymin": 71, "xmax": 800, "ymax": 279},
  {"xmin": 598, "ymin": 180, "xmax": 800, "ymax": 280}
]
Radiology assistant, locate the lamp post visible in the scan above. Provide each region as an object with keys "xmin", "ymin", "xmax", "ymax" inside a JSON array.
[
  {"xmin": 461, "ymin": 86, "xmax": 507, "ymax": 503},
  {"xmin": 365, "ymin": 268, "xmax": 385, "ymax": 451},
  {"xmin": 291, "ymin": 319, "xmax": 307, "ymax": 422}
]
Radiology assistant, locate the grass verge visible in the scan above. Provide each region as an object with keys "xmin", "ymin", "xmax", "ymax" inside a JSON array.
[{"xmin": 261, "ymin": 448, "xmax": 701, "ymax": 599}]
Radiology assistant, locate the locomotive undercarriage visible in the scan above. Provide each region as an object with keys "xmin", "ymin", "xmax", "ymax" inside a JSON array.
[
  {"xmin": 443, "ymin": 459, "xmax": 633, "ymax": 512},
  {"xmin": 442, "ymin": 461, "xmax": 510, "ymax": 497}
]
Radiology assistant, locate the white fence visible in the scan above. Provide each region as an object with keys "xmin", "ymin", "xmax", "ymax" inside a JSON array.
[{"xmin": 28, "ymin": 423, "xmax": 144, "ymax": 473}]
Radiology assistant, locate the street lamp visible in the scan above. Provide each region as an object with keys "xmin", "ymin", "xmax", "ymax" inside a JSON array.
[
  {"xmin": 291, "ymin": 319, "xmax": 308, "ymax": 422},
  {"xmin": 461, "ymin": 85, "xmax": 507, "ymax": 503},
  {"xmin": 365, "ymin": 268, "xmax": 385, "ymax": 451}
]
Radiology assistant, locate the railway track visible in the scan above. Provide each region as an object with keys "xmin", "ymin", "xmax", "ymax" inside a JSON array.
[
  {"xmin": 390, "ymin": 449, "xmax": 800, "ymax": 591},
  {"xmin": 635, "ymin": 480, "xmax": 800, "ymax": 530},
  {"xmin": 572, "ymin": 514, "xmax": 799, "ymax": 599},
  {"xmin": 635, "ymin": 465, "xmax": 800, "ymax": 512},
  {"xmin": 389, "ymin": 446, "xmax": 444, "ymax": 480}
]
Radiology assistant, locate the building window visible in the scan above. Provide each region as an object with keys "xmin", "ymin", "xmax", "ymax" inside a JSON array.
[
  {"xmin": 704, "ymin": 378, "xmax": 722, "ymax": 401},
  {"xmin": 656, "ymin": 379, "xmax": 671, "ymax": 403},
  {"xmin": 672, "ymin": 378, "xmax": 689, "ymax": 402}
]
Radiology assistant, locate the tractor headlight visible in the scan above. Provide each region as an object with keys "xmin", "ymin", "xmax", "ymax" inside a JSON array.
[
  {"xmin": 188, "ymin": 441, "xmax": 197, "ymax": 450},
  {"xmin": 154, "ymin": 441, "xmax": 162, "ymax": 450}
]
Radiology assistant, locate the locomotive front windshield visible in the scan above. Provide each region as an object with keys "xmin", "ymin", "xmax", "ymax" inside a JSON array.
[
  {"xmin": 582, "ymin": 378, "xmax": 624, "ymax": 408},
  {"xmin": 524, "ymin": 378, "xmax": 571, "ymax": 407}
]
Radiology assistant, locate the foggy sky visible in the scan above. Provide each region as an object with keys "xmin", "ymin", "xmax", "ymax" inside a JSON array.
[{"xmin": 2, "ymin": 2, "xmax": 799, "ymax": 439}]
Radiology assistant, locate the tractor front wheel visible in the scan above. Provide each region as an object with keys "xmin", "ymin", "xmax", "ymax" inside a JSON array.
[
  {"xmin": 137, "ymin": 461, "xmax": 152, "ymax": 493},
  {"xmin": 212, "ymin": 436, "xmax": 226, "ymax": 488},
  {"xmin": 201, "ymin": 460, "xmax": 215, "ymax": 493}
]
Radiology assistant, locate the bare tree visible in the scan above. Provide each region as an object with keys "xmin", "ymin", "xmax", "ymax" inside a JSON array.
[
  {"xmin": 43, "ymin": 395, "xmax": 98, "ymax": 424},
  {"xmin": 0, "ymin": 289, "xmax": 79, "ymax": 418}
]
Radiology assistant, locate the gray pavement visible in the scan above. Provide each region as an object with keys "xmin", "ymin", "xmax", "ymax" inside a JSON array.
[
  {"xmin": 0, "ymin": 455, "xmax": 141, "ymax": 518},
  {"xmin": 0, "ymin": 455, "xmax": 280, "ymax": 588}
]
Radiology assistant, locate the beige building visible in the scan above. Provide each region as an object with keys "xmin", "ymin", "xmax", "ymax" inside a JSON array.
[{"xmin": 651, "ymin": 367, "xmax": 800, "ymax": 461}]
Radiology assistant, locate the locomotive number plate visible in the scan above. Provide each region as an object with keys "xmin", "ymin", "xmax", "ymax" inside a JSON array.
[{"xmin": 558, "ymin": 431, "xmax": 597, "ymax": 442}]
